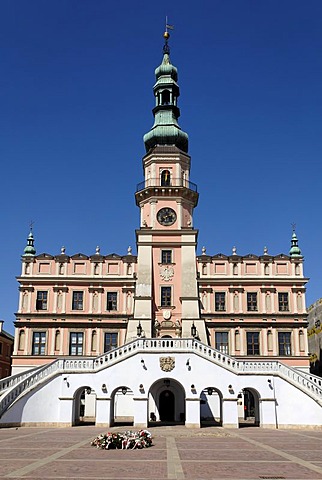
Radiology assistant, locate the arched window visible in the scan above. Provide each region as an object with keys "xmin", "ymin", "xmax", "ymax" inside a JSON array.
[{"xmin": 161, "ymin": 170, "xmax": 171, "ymax": 186}]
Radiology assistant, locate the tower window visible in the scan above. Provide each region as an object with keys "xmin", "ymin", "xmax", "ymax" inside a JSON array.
[
  {"xmin": 278, "ymin": 293, "xmax": 289, "ymax": 311},
  {"xmin": 104, "ymin": 332, "xmax": 118, "ymax": 352},
  {"xmin": 161, "ymin": 170, "xmax": 171, "ymax": 186},
  {"xmin": 161, "ymin": 250, "xmax": 172, "ymax": 264},
  {"xmin": 247, "ymin": 332, "xmax": 260, "ymax": 355},
  {"xmin": 215, "ymin": 292, "xmax": 226, "ymax": 311},
  {"xmin": 69, "ymin": 332, "xmax": 83, "ymax": 356},
  {"xmin": 72, "ymin": 291, "xmax": 84, "ymax": 310},
  {"xmin": 107, "ymin": 292, "xmax": 118, "ymax": 311},
  {"xmin": 32, "ymin": 332, "xmax": 46, "ymax": 355},
  {"xmin": 161, "ymin": 286, "xmax": 172, "ymax": 307},
  {"xmin": 36, "ymin": 291, "xmax": 48, "ymax": 310},
  {"xmin": 278, "ymin": 332, "xmax": 291, "ymax": 356},
  {"xmin": 247, "ymin": 293, "xmax": 258, "ymax": 311}
]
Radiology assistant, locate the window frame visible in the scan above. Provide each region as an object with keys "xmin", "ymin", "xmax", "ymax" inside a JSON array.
[
  {"xmin": 246, "ymin": 331, "xmax": 260, "ymax": 355},
  {"xmin": 72, "ymin": 291, "xmax": 84, "ymax": 311},
  {"xmin": 215, "ymin": 292, "xmax": 226, "ymax": 311},
  {"xmin": 247, "ymin": 292, "xmax": 258, "ymax": 312},
  {"xmin": 161, "ymin": 286, "xmax": 172, "ymax": 307},
  {"xmin": 278, "ymin": 292, "xmax": 289, "ymax": 312},
  {"xmin": 107, "ymin": 292, "xmax": 118, "ymax": 311},
  {"xmin": 161, "ymin": 250, "xmax": 172, "ymax": 264},
  {"xmin": 104, "ymin": 332, "xmax": 118, "ymax": 352},
  {"xmin": 69, "ymin": 332, "xmax": 84, "ymax": 356},
  {"xmin": 32, "ymin": 331, "xmax": 47, "ymax": 355},
  {"xmin": 36, "ymin": 291, "xmax": 48, "ymax": 310},
  {"xmin": 215, "ymin": 331, "xmax": 229, "ymax": 354},
  {"xmin": 278, "ymin": 331, "xmax": 292, "ymax": 356}
]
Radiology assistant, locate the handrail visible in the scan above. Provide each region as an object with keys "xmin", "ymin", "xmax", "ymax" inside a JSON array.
[
  {"xmin": 136, "ymin": 178, "xmax": 198, "ymax": 193},
  {"xmin": 1, "ymin": 338, "xmax": 321, "ymax": 419},
  {"xmin": 0, "ymin": 366, "xmax": 41, "ymax": 395}
]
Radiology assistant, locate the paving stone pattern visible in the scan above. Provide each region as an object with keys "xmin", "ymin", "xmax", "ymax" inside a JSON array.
[{"xmin": 0, "ymin": 426, "xmax": 322, "ymax": 479}]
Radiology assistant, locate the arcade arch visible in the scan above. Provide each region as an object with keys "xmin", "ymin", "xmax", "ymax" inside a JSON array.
[
  {"xmin": 111, "ymin": 386, "xmax": 134, "ymax": 426},
  {"xmin": 73, "ymin": 386, "xmax": 96, "ymax": 425},
  {"xmin": 200, "ymin": 387, "xmax": 223, "ymax": 426},
  {"xmin": 148, "ymin": 378, "xmax": 185, "ymax": 425},
  {"xmin": 239, "ymin": 388, "xmax": 260, "ymax": 427}
]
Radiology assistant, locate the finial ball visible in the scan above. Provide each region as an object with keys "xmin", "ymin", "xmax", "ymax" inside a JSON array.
[{"xmin": 163, "ymin": 31, "xmax": 170, "ymax": 40}]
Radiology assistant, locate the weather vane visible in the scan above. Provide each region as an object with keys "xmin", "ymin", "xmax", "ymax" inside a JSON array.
[
  {"xmin": 29, "ymin": 220, "xmax": 34, "ymax": 231},
  {"xmin": 291, "ymin": 222, "xmax": 296, "ymax": 232},
  {"xmin": 165, "ymin": 16, "xmax": 174, "ymax": 35},
  {"xmin": 163, "ymin": 16, "xmax": 174, "ymax": 54}
]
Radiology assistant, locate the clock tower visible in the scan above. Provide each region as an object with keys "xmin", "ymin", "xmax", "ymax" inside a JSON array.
[{"xmin": 126, "ymin": 32, "xmax": 207, "ymax": 342}]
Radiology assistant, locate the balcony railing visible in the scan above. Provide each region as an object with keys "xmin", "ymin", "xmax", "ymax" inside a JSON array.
[
  {"xmin": 136, "ymin": 178, "xmax": 198, "ymax": 193},
  {"xmin": 2, "ymin": 338, "xmax": 322, "ymax": 419}
]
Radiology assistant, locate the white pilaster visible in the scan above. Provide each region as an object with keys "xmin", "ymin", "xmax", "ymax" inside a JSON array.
[
  {"xmin": 222, "ymin": 398, "xmax": 238, "ymax": 428},
  {"xmin": 185, "ymin": 397, "xmax": 200, "ymax": 428}
]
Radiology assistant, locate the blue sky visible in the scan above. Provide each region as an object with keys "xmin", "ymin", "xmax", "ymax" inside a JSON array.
[{"xmin": 1, "ymin": 1, "xmax": 322, "ymax": 334}]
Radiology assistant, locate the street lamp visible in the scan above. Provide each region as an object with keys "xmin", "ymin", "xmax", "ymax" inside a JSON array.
[
  {"xmin": 191, "ymin": 322, "xmax": 197, "ymax": 338},
  {"xmin": 137, "ymin": 321, "xmax": 142, "ymax": 337}
]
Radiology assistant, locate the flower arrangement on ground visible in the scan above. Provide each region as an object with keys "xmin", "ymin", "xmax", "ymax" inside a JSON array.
[{"xmin": 91, "ymin": 430, "xmax": 153, "ymax": 450}]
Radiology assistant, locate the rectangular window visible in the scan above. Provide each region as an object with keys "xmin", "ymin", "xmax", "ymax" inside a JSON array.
[
  {"xmin": 278, "ymin": 293, "xmax": 289, "ymax": 312},
  {"xmin": 69, "ymin": 332, "xmax": 84, "ymax": 356},
  {"xmin": 215, "ymin": 332, "xmax": 229, "ymax": 354},
  {"xmin": 161, "ymin": 286, "xmax": 172, "ymax": 307},
  {"xmin": 36, "ymin": 291, "xmax": 48, "ymax": 310},
  {"xmin": 215, "ymin": 292, "xmax": 226, "ymax": 311},
  {"xmin": 247, "ymin": 332, "xmax": 260, "ymax": 355},
  {"xmin": 32, "ymin": 332, "xmax": 46, "ymax": 355},
  {"xmin": 104, "ymin": 332, "xmax": 118, "ymax": 352},
  {"xmin": 72, "ymin": 291, "xmax": 84, "ymax": 310},
  {"xmin": 278, "ymin": 332, "xmax": 291, "ymax": 356},
  {"xmin": 107, "ymin": 292, "xmax": 117, "ymax": 311},
  {"xmin": 247, "ymin": 293, "xmax": 258, "ymax": 311},
  {"xmin": 0, "ymin": 343, "xmax": 2, "ymax": 355},
  {"xmin": 161, "ymin": 250, "xmax": 172, "ymax": 264}
]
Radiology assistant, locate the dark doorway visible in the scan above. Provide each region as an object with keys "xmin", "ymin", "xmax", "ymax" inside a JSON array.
[
  {"xmin": 159, "ymin": 390, "xmax": 175, "ymax": 421},
  {"xmin": 239, "ymin": 388, "xmax": 260, "ymax": 427}
]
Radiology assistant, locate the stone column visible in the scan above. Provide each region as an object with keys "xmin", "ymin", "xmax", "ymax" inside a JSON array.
[
  {"xmin": 185, "ymin": 397, "xmax": 200, "ymax": 428},
  {"xmin": 222, "ymin": 398, "xmax": 238, "ymax": 428},
  {"xmin": 133, "ymin": 397, "xmax": 148, "ymax": 428}
]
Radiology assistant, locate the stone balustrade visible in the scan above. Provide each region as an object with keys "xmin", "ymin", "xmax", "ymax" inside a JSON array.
[{"xmin": 1, "ymin": 338, "xmax": 322, "ymax": 419}]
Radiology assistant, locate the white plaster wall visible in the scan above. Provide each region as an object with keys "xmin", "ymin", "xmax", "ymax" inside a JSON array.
[{"xmin": 2, "ymin": 352, "xmax": 322, "ymax": 428}]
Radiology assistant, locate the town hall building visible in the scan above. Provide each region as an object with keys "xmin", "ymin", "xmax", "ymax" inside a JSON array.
[{"xmin": 1, "ymin": 32, "xmax": 322, "ymax": 429}]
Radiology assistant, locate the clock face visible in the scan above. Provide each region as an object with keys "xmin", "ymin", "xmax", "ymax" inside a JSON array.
[{"xmin": 157, "ymin": 207, "xmax": 177, "ymax": 226}]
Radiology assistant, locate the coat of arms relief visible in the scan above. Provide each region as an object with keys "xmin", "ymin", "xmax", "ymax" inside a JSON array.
[
  {"xmin": 159, "ymin": 356, "xmax": 175, "ymax": 372},
  {"xmin": 160, "ymin": 266, "xmax": 174, "ymax": 281}
]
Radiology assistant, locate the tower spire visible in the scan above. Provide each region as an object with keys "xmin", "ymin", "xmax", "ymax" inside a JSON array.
[
  {"xmin": 289, "ymin": 224, "xmax": 302, "ymax": 257},
  {"xmin": 143, "ymin": 26, "xmax": 188, "ymax": 153},
  {"xmin": 23, "ymin": 225, "xmax": 36, "ymax": 257}
]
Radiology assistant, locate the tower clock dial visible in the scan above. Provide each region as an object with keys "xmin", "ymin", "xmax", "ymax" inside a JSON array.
[{"xmin": 157, "ymin": 207, "xmax": 177, "ymax": 226}]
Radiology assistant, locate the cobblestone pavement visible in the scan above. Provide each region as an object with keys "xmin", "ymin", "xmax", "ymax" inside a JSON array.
[{"xmin": 1, "ymin": 425, "xmax": 322, "ymax": 479}]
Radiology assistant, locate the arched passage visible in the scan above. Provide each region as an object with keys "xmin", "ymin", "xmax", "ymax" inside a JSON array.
[
  {"xmin": 73, "ymin": 386, "xmax": 96, "ymax": 426},
  {"xmin": 148, "ymin": 378, "xmax": 185, "ymax": 425},
  {"xmin": 239, "ymin": 388, "xmax": 260, "ymax": 427},
  {"xmin": 111, "ymin": 386, "xmax": 134, "ymax": 426},
  {"xmin": 200, "ymin": 387, "xmax": 223, "ymax": 427}
]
